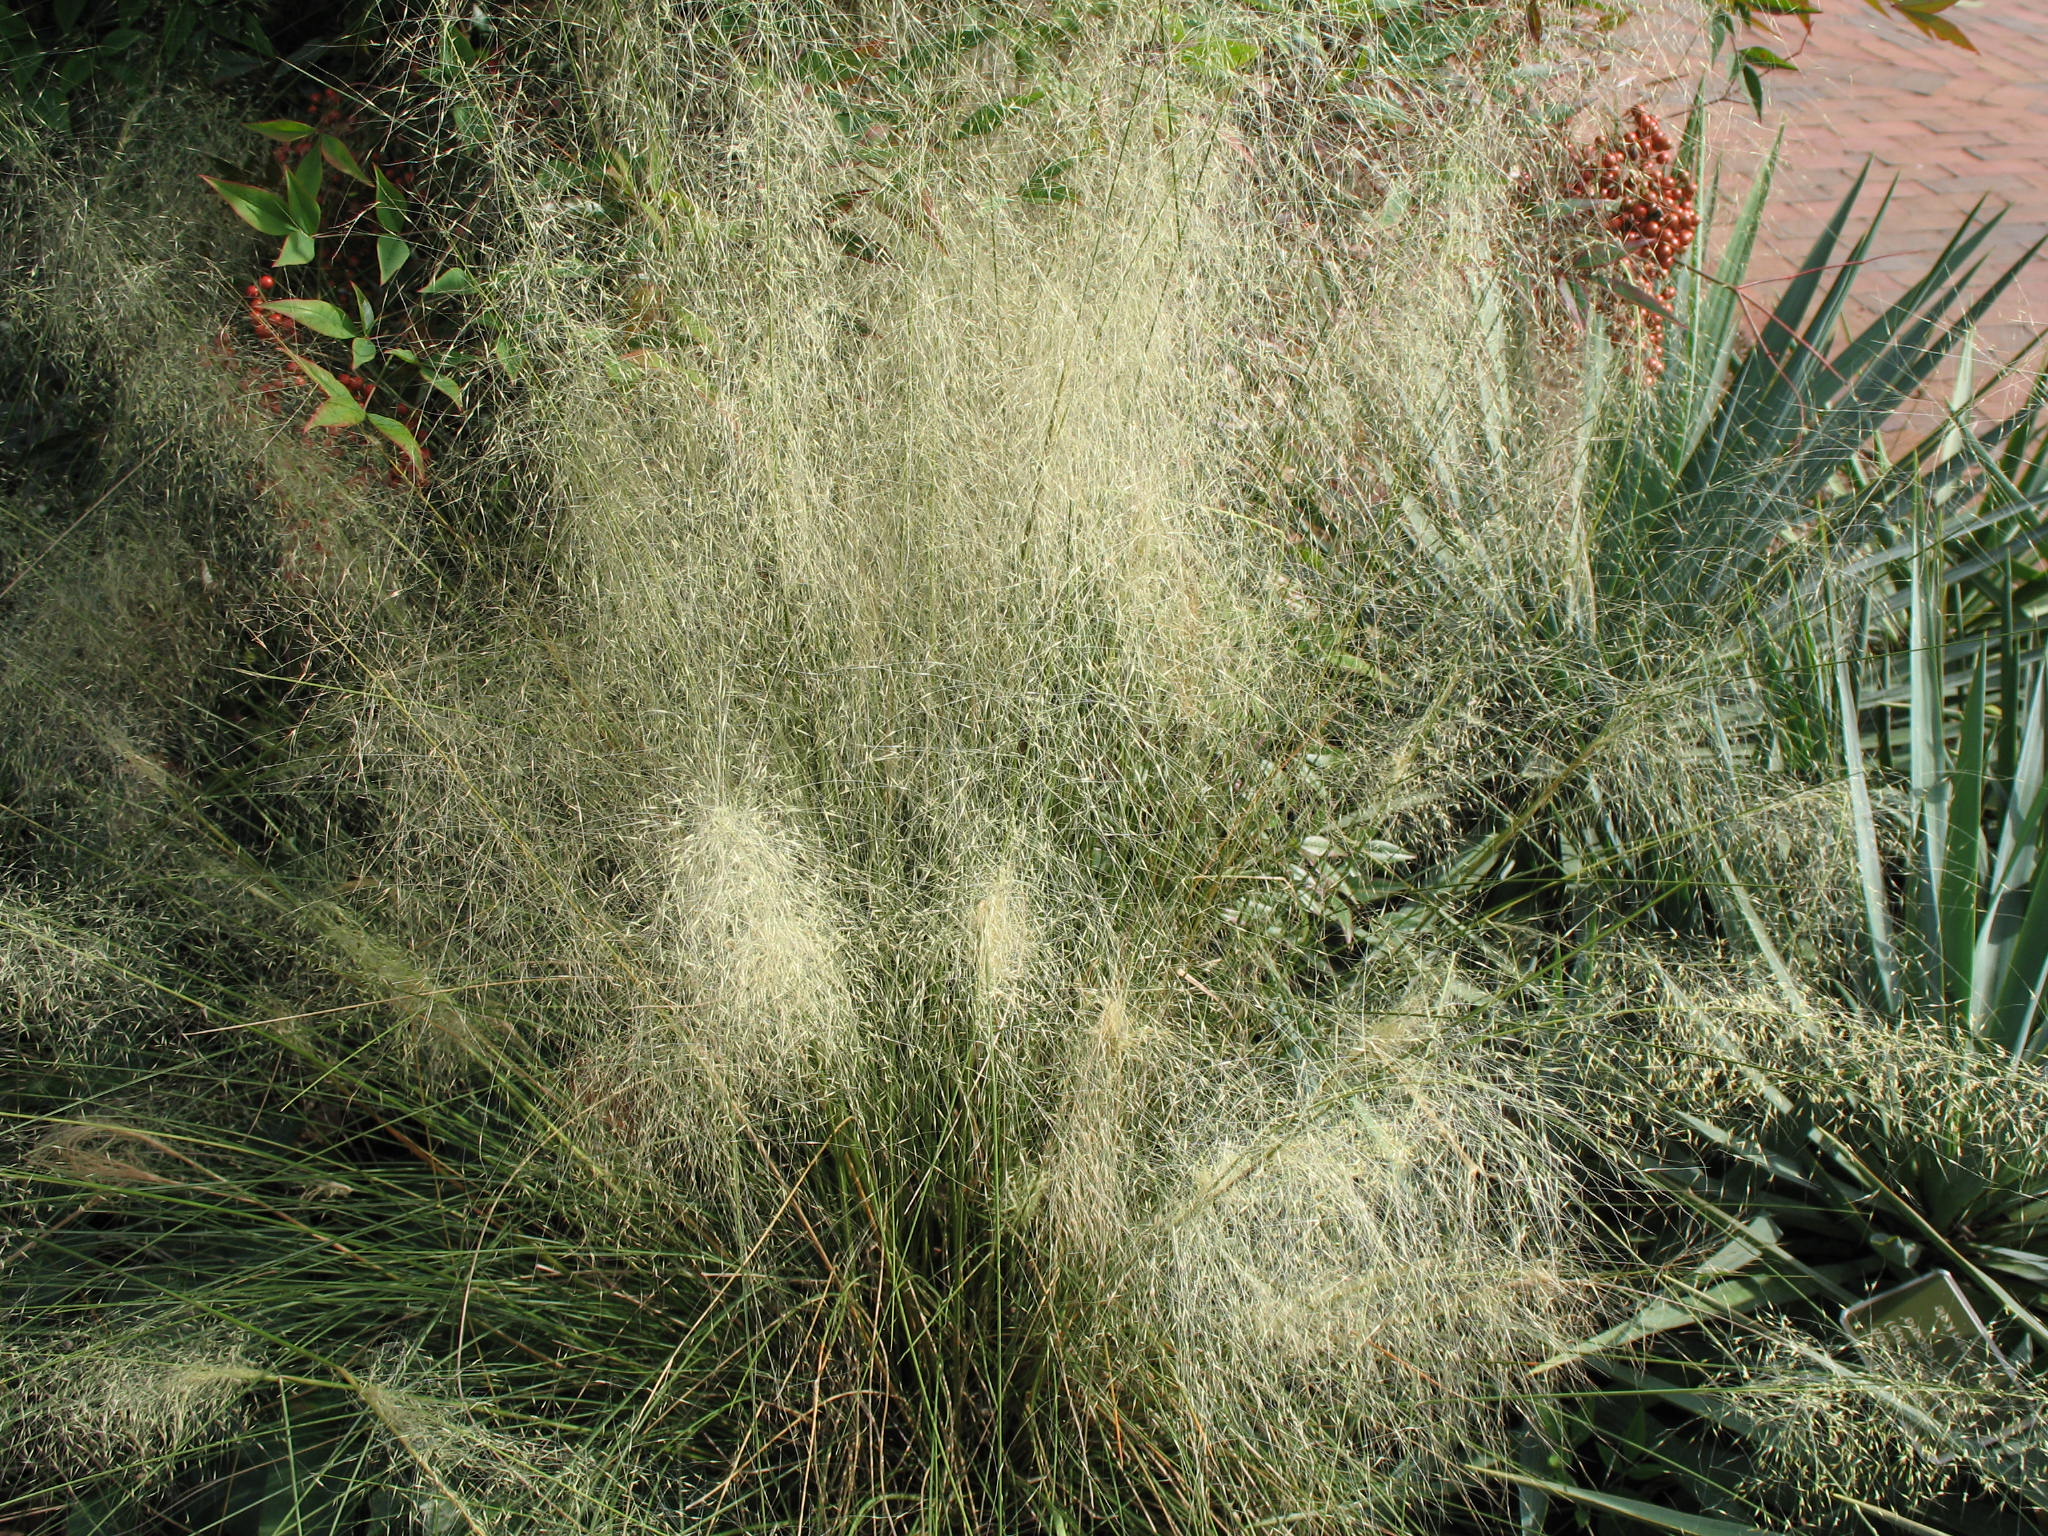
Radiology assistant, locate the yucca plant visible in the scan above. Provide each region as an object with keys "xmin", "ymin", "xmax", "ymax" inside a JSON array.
[
  {"xmin": 1329, "ymin": 127, "xmax": 2048, "ymax": 1536},
  {"xmin": 1280, "ymin": 131, "xmax": 2048, "ymax": 990}
]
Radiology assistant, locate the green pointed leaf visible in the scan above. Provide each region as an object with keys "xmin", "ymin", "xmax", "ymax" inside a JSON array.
[
  {"xmin": 420, "ymin": 369, "xmax": 464, "ymax": 407},
  {"xmin": 1896, "ymin": 3, "xmax": 1975, "ymax": 49},
  {"xmin": 955, "ymin": 90, "xmax": 1045, "ymax": 138},
  {"xmin": 673, "ymin": 308, "xmax": 716, "ymax": 347},
  {"xmin": 275, "ymin": 228, "xmax": 316, "ymax": 267},
  {"xmin": 1019, "ymin": 159, "xmax": 1078, "ymax": 203},
  {"xmin": 1737, "ymin": 45, "xmax": 1797, "ymax": 71},
  {"xmin": 1740, "ymin": 61, "xmax": 1765, "ymax": 118},
  {"xmin": 261, "ymin": 299, "xmax": 357, "ymax": 339},
  {"xmin": 377, "ymin": 235, "xmax": 412, "ymax": 286},
  {"xmin": 203, "ymin": 177, "xmax": 291, "ymax": 237},
  {"xmin": 366, "ymin": 413, "xmax": 425, "ymax": 473},
  {"xmin": 373, "ymin": 166, "xmax": 408, "ymax": 234},
  {"xmin": 1179, "ymin": 36, "xmax": 1260, "ymax": 74},
  {"xmin": 286, "ymin": 149, "xmax": 323, "ymax": 234},
  {"xmin": 351, "ymin": 337, "xmax": 378, "ymax": 368},
  {"xmin": 421, "ymin": 268, "xmax": 477, "ymax": 296},
  {"xmin": 318, "ymin": 134, "xmax": 371, "ymax": 184},
  {"xmin": 295, "ymin": 355, "xmax": 356, "ymax": 408},
  {"xmin": 247, "ymin": 119, "xmax": 315, "ymax": 142},
  {"xmin": 307, "ymin": 396, "xmax": 366, "ymax": 428}
]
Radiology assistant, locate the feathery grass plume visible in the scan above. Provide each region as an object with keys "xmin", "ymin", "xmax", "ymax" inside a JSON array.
[
  {"xmin": 588, "ymin": 791, "xmax": 867, "ymax": 1183},
  {"xmin": 1037, "ymin": 987, "xmax": 1152, "ymax": 1270},
  {"xmin": 0, "ymin": 2, "xmax": 1705, "ymax": 1529},
  {"xmin": 965, "ymin": 855, "xmax": 1039, "ymax": 1024},
  {"xmin": 350, "ymin": 1369, "xmax": 643, "ymax": 1536},
  {"xmin": 0, "ymin": 892, "xmax": 156, "ymax": 1042},
  {"xmin": 4, "ymin": 1324, "xmax": 268, "ymax": 1483},
  {"xmin": 1719, "ymin": 1325, "xmax": 2048, "ymax": 1522},
  {"xmin": 657, "ymin": 794, "xmax": 859, "ymax": 1079},
  {"xmin": 1154, "ymin": 1045, "xmax": 1586, "ymax": 1525}
]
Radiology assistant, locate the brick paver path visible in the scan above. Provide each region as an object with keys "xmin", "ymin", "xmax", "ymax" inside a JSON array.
[{"xmin": 1603, "ymin": 0, "xmax": 2048, "ymax": 423}]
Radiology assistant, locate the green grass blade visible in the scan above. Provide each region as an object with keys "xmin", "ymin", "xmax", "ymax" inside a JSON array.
[
  {"xmin": 1940, "ymin": 656, "xmax": 1987, "ymax": 1015},
  {"xmin": 1468, "ymin": 1468, "xmax": 1791, "ymax": 1535},
  {"xmin": 1910, "ymin": 545, "xmax": 1950, "ymax": 995},
  {"xmin": 1975, "ymin": 667, "xmax": 2048, "ymax": 1031},
  {"xmin": 1839, "ymin": 648, "xmax": 1901, "ymax": 1013}
]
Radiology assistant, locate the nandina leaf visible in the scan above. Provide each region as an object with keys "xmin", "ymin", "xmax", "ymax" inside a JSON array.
[
  {"xmin": 287, "ymin": 150, "xmax": 323, "ymax": 226},
  {"xmin": 421, "ymin": 268, "xmax": 477, "ymax": 296},
  {"xmin": 261, "ymin": 299, "xmax": 358, "ymax": 338},
  {"xmin": 1896, "ymin": 4, "xmax": 1975, "ymax": 48},
  {"xmin": 318, "ymin": 134, "xmax": 371, "ymax": 184},
  {"xmin": 295, "ymin": 354, "xmax": 356, "ymax": 408},
  {"xmin": 420, "ymin": 370, "xmax": 464, "ymax": 406},
  {"xmin": 1739, "ymin": 60, "xmax": 1765, "ymax": 118},
  {"xmin": 955, "ymin": 90, "xmax": 1044, "ymax": 138},
  {"xmin": 1019, "ymin": 158, "xmax": 1079, "ymax": 204},
  {"xmin": 307, "ymin": 396, "xmax": 366, "ymax": 429},
  {"xmin": 367, "ymin": 413, "xmax": 424, "ymax": 472},
  {"xmin": 673, "ymin": 309, "xmax": 716, "ymax": 347},
  {"xmin": 373, "ymin": 166, "xmax": 408, "ymax": 234},
  {"xmin": 377, "ymin": 235, "xmax": 412, "ymax": 285},
  {"xmin": 202, "ymin": 177, "xmax": 291, "ymax": 237},
  {"xmin": 1178, "ymin": 36, "xmax": 1259, "ymax": 74},
  {"xmin": 247, "ymin": 118, "xmax": 315, "ymax": 142}
]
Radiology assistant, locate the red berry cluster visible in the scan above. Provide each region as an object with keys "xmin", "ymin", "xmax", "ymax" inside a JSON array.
[
  {"xmin": 240, "ymin": 273, "xmax": 304, "ymax": 417},
  {"xmin": 1566, "ymin": 105, "xmax": 1699, "ymax": 377}
]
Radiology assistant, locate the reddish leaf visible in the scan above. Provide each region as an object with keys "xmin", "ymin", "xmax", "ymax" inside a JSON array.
[
  {"xmin": 308, "ymin": 396, "xmax": 367, "ymax": 429},
  {"xmin": 318, "ymin": 134, "xmax": 372, "ymax": 184},
  {"xmin": 366, "ymin": 413, "xmax": 425, "ymax": 473},
  {"xmin": 1897, "ymin": 4, "xmax": 1975, "ymax": 48}
]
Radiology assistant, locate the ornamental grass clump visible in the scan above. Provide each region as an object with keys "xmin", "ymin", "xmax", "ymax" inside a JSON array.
[{"xmin": 1, "ymin": 4, "xmax": 1601, "ymax": 1530}]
